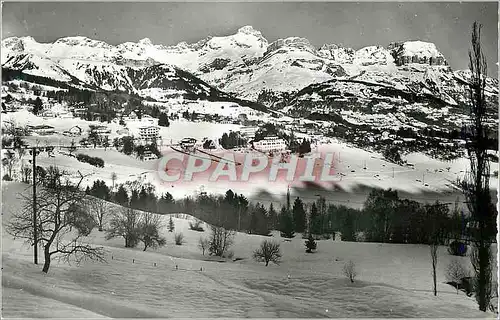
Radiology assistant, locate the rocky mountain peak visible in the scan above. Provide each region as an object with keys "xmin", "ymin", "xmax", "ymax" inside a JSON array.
[
  {"xmin": 54, "ymin": 36, "xmax": 112, "ymax": 49},
  {"xmin": 138, "ymin": 38, "xmax": 154, "ymax": 46},
  {"xmin": 389, "ymin": 40, "xmax": 447, "ymax": 66},
  {"xmin": 1, "ymin": 37, "xmax": 26, "ymax": 52},
  {"xmin": 265, "ymin": 37, "xmax": 316, "ymax": 56},
  {"xmin": 237, "ymin": 25, "xmax": 263, "ymax": 37}
]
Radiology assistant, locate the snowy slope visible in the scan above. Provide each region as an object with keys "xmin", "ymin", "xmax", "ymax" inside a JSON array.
[
  {"xmin": 2, "ymin": 52, "xmax": 74, "ymax": 82},
  {"xmin": 2, "ymin": 27, "xmax": 475, "ymax": 103},
  {"xmin": 2, "ymin": 181, "xmax": 497, "ymax": 318}
]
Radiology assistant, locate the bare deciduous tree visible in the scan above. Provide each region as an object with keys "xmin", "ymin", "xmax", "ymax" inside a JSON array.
[
  {"xmin": 446, "ymin": 259, "xmax": 470, "ymax": 294},
  {"xmin": 87, "ymin": 197, "xmax": 112, "ymax": 232},
  {"xmin": 208, "ymin": 225, "xmax": 235, "ymax": 257},
  {"xmin": 21, "ymin": 166, "xmax": 32, "ymax": 184},
  {"xmin": 253, "ymin": 240, "xmax": 282, "ymax": 266},
  {"xmin": 16, "ymin": 147, "xmax": 26, "ymax": 161},
  {"xmin": 198, "ymin": 237, "xmax": 209, "ymax": 255},
  {"xmin": 2, "ymin": 150, "xmax": 17, "ymax": 179},
  {"xmin": 343, "ymin": 260, "xmax": 357, "ymax": 283},
  {"xmin": 430, "ymin": 243, "xmax": 439, "ymax": 296},
  {"xmin": 5, "ymin": 166, "xmax": 106, "ymax": 273},
  {"xmin": 106, "ymin": 207, "xmax": 140, "ymax": 248},
  {"xmin": 137, "ymin": 212, "xmax": 166, "ymax": 251},
  {"xmin": 3, "ymin": 121, "xmax": 28, "ymax": 149}
]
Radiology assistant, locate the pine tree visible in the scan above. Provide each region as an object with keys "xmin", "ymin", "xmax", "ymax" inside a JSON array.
[
  {"xmin": 292, "ymin": 197, "xmax": 306, "ymax": 233},
  {"xmin": 305, "ymin": 233, "xmax": 317, "ymax": 253},
  {"xmin": 130, "ymin": 189, "xmax": 140, "ymax": 209},
  {"xmin": 32, "ymin": 97, "xmax": 43, "ymax": 115},
  {"xmin": 158, "ymin": 192, "xmax": 175, "ymax": 213},
  {"xmin": 249, "ymin": 203, "xmax": 270, "ymax": 236},
  {"xmin": 114, "ymin": 185, "xmax": 129, "ymax": 206},
  {"xmin": 268, "ymin": 203, "xmax": 278, "ymax": 230},
  {"xmin": 298, "ymin": 138, "xmax": 312, "ymax": 154},
  {"xmin": 279, "ymin": 206, "xmax": 295, "ymax": 238},
  {"xmin": 168, "ymin": 216, "xmax": 175, "ymax": 232},
  {"xmin": 158, "ymin": 113, "xmax": 170, "ymax": 127},
  {"xmin": 341, "ymin": 210, "xmax": 356, "ymax": 242},
  {"xmin": 309, "ymin": 202, "xmax": 321, "ymax": 236}
]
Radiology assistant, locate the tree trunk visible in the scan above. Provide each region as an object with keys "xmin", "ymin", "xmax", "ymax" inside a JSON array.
[
  {"xmin": 265, "ymin": 260, "xmax": 269, "ymax": 266},
  {"xmin": 143, "ymin": 243, "xmax": 147, "ymax": 251},
  {"xmin": 433, "ymin": 268, "xmax": 437, "ymax": 296},
  {"xmin": 42, "ymin": 245, "xmax": 51, "ymax": 273},
  {"xmin": 430, "ymin": 244, "xmax": 438, "ymax": 296}
]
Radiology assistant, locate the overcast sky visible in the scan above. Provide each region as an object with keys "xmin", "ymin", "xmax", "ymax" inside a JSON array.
[{"xmin": 2, "ymin": 2, "xmax": 498, "ymax": 76}]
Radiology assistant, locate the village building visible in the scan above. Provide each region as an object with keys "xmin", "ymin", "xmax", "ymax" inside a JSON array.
[
  {"xmin": 180, "ymin": 137, "xmax": 197, "ymax": 149},
  {"xmin": 140, "ymin": 114, "xmax": 157, "ymax": 125},
  {"xmin": 138, "ymin": 125, "xmax": 160, "ymax": 141},
  {"xmin": 143, "ymin": 151, "xmax": 158, "ymax": 161},
  {"xmin": 239, "ymin": 126, "xmax": 259, "ymax": 139},
  {"xmin": 63, "ymin": 126, "xmax": 83, "ymax": 137},
  {"xmin": 27, "ymin": 124, "xmax": 56, "ymax": 136},
  {"xmin": 40, "ymin": 110, "xmax": 56, "ymax": 118},
  {"xmin": 73, "ymin": 108, "xmax": 87, "ymax": 118},
  {"xmin": 238, "ymin": 113, "xmax": 248, "ymax": 122},
  {"xmin": 253, "ymin": 136, "xmax": 287, "ymax": 152},
  {"xmin": 89, "ymin": 125, "xmax": 111, "ymax": 143},
  {"xmin": 116, "ymin": 128, "xmax": 130, "ymax": 136}
]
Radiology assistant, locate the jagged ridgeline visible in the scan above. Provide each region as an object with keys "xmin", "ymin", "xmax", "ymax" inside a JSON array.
[{"xmin": 1, "ymin": 27, "xmax": 498, "ymax": 159}]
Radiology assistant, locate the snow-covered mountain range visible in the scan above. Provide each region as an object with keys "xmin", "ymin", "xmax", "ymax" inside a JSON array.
[
  {"xmin": 2, "ymin": 26, "xmax": 498, "ymax": 160},
  {"xmin": 3, "ymin": 26, "xmax": 497, "ymax": 102}
]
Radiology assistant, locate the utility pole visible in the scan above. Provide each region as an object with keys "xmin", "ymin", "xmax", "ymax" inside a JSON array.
[
  {"xmin": 32, "ymin": 147, "xmax": 38, "ymax": 264},
  {"xmin": 237, "ymin": 204, "xmax": 241, "ymax": 231}
]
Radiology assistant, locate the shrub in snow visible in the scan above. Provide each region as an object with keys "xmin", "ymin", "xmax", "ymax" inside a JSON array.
[
  {"xmin": 343, "ymin": 260, "xmax": 357, "ymax": 283},
  {"xmin": 174, "ymin": 232, "xmax": 185, "ymax": 245},
  {"xmin": 189, "ymin": 220, "xmax": 204, "ymax": 232},
  {"xmin": 355, "ymin": 231, "xmax": 366, "ymax": 242},
  {"xmin": 76, "ymin": 153, "xmax": 104, "ymax": 168},
  {"xmin": 225, "ymin": 250, "xmax": 235, "ymax": 259},
  {"xmin": 448, "ymin": 241, "xmax": 468, "ymax": 256},
  {"xmin": 2, "ymin": 174, "xmax": 12, "ymax": 181},
  {"xmin": 253, "ymin": 240, "xmax": 282, "ymax": 266},
  {"xmin": 446, "ymin": 258, "xmax": 470, "ymax": 294}
]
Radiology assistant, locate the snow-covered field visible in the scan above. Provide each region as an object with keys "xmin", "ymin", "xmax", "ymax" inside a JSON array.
[
  {"xmin": 6, "ymin": 110, "xmax": 497, "ymax": 202},
  {"xmin": 2, "ymin": 182, "xmax": 495, "ymax": 318},
  {"xmin": 2, "ymin": 110, "xmax": 243, "ymax": 147}
]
